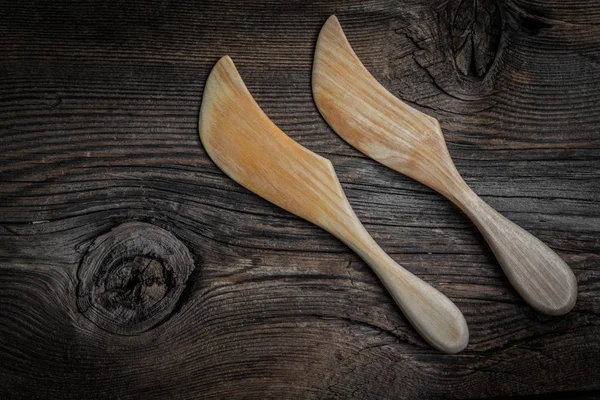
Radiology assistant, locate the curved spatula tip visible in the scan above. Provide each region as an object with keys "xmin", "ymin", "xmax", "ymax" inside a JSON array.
[
  {"xmin": 325, "ymin": 14, "xmax": 340, "ymax": 26},
  {"xmin": 320, "ymin": 16, "xmax": 345, "ymax": 48},
  {"xmin": 316, "ymin": 15, "xmax": 345, "ymax": 61},
  {"xmin": 199, "ymin": 55, "xmax": 237, "ymax": 143},
  {"xmin": 217, "ymin": 55, "xmax": 234, "ymax": 67}
]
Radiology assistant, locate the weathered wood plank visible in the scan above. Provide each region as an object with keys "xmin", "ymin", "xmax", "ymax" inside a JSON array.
[{"xmin": 1, "ymin": 0, "xmax": 599, "ymax": 398}]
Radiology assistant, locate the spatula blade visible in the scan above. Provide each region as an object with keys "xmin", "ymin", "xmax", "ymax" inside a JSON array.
[{"xmin": 200, "ymin": 56, "xmax": 355, "ymax": 230}]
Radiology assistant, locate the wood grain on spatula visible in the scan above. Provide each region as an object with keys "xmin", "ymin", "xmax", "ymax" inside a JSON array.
[
  {"xmin": 199, "ymin": 56, "xmax": 469, "ymax": 353},
  {"xmin": 312, "ymin": 15, "xmax": 577, "ymax": 315}
]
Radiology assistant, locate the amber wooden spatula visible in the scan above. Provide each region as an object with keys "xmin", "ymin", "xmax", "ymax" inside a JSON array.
[
  {"xmin": 199, "ymin": 56, "xmax": 469, "ymax": 353},
  {"xmin": 312, "ymin": 16, "xmax": 577, "ymax": 315}
]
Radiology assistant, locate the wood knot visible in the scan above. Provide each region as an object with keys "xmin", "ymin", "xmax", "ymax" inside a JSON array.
[
  {"xmin": 77, "ymin": 222, "xmax": 195, "ymax": 335},
  {"xmin": 450, "ymin": 0, "xmax": 502, "ymax": 78}
]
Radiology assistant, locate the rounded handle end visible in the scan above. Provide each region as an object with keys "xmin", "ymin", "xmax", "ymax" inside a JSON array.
[
  {"xmin": 484, "ymin": 216, "xmax": 578, "ymax": 316},
  {"xmin": 377, "ymin": 262, "xmax": 469, "ymax": 353},
  {"xmin": 457, "ymin": 192, "xmax": 578, "ymax": 316},
  {"xmin": 401, "ymin": 277, "xmax": 470, "ymax": 353},
  {"xmin": 509, "ymin": 256, "xmax": 578, "ymax": 316}
]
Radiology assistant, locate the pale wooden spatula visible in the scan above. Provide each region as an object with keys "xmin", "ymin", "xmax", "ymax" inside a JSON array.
[
  {"xmin": 312, "ymin": 16, "xmax": 577, "ymax": 315},
  {"xmin": 199, "ymin": 56, "xmax": 469, "ymax": 353}
]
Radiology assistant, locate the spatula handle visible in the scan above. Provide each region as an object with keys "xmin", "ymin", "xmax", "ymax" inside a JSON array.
[
  {"xmin": 368, "ymin": 246, "xmax": 468, "ymax": 353},
  {"xmin": 454, "ymin": 187, "xmax": 577, "ymax": 315},
  {"xmin": 338, "ymin": 224, "xmax": 469, "ymax": 353}
]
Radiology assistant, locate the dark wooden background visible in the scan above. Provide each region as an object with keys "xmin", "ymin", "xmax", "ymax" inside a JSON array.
[{"xmin": 1, "ymin": 0, "xmax": 599, "ymax": 398}]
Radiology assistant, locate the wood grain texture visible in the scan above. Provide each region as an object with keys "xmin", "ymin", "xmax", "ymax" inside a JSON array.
[
  {"xmin": 312, "ymin": 15, "xmax": 577, "ymax": 315},
  {"xmin": 0, "ymin": 0, "xmax": 599, "ymax": 399},
  {"xmin": 200, "ymin": 56, "xmax": 468, "ymax": 353}
]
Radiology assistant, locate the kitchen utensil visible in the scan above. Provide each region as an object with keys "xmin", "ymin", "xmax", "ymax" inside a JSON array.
[
  {"xmin": 199, "ymin": 56, "xmax": 469, "ymax": 352},
  {"xmin": 312, "ymin": 16, "xmax": 577, "ymax": 315}
]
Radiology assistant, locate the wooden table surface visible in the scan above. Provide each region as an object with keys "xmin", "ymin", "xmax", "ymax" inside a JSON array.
[{"xmin": 1, "ymin": 0, "xmax": 599, "ymax": 398}]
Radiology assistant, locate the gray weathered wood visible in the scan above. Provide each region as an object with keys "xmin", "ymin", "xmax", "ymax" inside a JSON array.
[{"xmin": 1, "ymin": 0, "xmax": 599, "ymax": 398}]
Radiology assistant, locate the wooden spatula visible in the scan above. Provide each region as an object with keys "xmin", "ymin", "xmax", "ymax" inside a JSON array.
[
  {"xmin": 312, "ymin": 16, "xmax": 577, "ymax": 315},
  {"xmin": 199, "ymin": 56, "xmax": 469, "ymax": 353}
]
